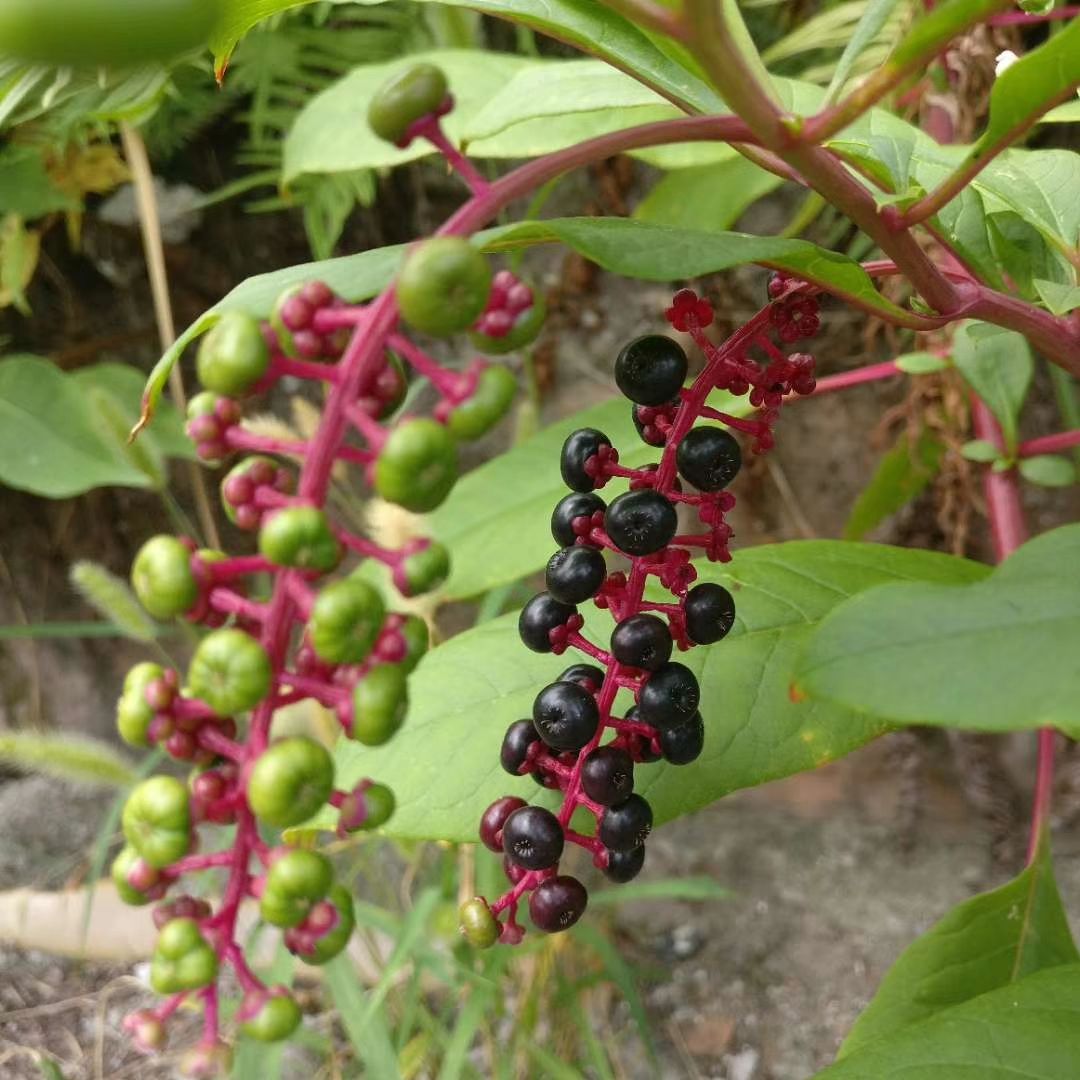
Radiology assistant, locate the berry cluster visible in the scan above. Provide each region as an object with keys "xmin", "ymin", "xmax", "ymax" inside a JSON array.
[
  {"xmin": 460, "ymin": 285, "xmax": 820, "ymax": 946},
  {"xmin": 115, "ymin": 65, "xmax": 546, "ymax": 1072}
]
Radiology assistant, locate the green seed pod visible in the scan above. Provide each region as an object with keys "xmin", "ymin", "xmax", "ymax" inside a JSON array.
[
  {"xmin": 248, "ymin": 737, "xmax": 334, "ymax": 829},
  {"xmin": 260, "ymin": 850, "xmax": 334, "ymax": 928},
  {"xmin": 111, "ymin": 845, "xmax": 158, "ymax": 906},
  {"xmin": 131, "ymin": 535, "xmax": 198, "ymax": 620},
  {"xmin": 187, "ymin": 628, "xmax": 271, "ymax": 715},
  {"xmin": 239, "ymin": 991, "xmax": 303, "ymax": 1042},
  {"xmin": 398, "ymin": 541, "xmax": 450, "ymax": 597},
  {"xmin": 367, "ymin": 62, "xmax": 449, "ymax": 144},
  {"xmin": 395, "ymin": 237, "xmax": 492, "ymax": 337},
  {"xmin": 351, "ymin": 663, "xmax": 408, "ymax": 746},
  {"xmin": 116, "ymin": 661, "xmax": 165, "ymax": 747},
  {"xmin": 196, "ymin": 311, "xmax": 270, "ymax": 397},
  {"xmin": 446, "ymin": 365, "xmax": 517, "ymax": 441},
  {"xmin": 459, "ymin": 897, "xmax": 499, "ymax": 949},
  {"xmin": 308, "ymin": 577, "xmax": 386, "ymax": 665},
  {"xmin": 122, "ymin": 776, "xmax": 191, "ymax": 869},
  {"xmin": 151, "ymin": 917, "xmax": 219, "ymax": 994},
  {"xmin": 258, "ymin": 506, "xmax": 341, "ymax": 572},
  {"xmin": 374, "ymin": 418, "xmax": 458, "ymax": 513},
  {"xmin": 186, "ymin": 390, "xmax": 221, "ymax": 421}
]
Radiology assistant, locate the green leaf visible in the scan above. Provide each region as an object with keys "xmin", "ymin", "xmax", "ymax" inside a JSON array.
[
  {"xmin": 210, "ymin": 0, "xmax": 317, "ymax": 75},
  {"xmin": 843, "ymin": 430, "xmax": 942, "ymax": 541},
  {"xmin": 0, "ymin": 147, "xmax": 76, "ymax": 219},
  {"xmin": 588, "ymin": 875, "xmax": 731, "ymax": 907},
  {"xmin": 69, "ymin": 561, "xmax": 159, "ymax": 642},
  {"xmin": 634, "ymin": 156, "xmax": 782, "ymax": 231},
  {"xmin": 1020, "ymin": 454, "xmax": 1076, "ymax": 488},
  {"xmin": 1034, "ymin": 278, "xmax": 1080, "ymax": 316},
  {"xmin": 817, "ymin": 964, "xmax": 1080, "ymax": 1079},
  {"xmin": 824, "ymin": 0, "xmax": 903, "ymax": 103},
  {"xmin": 960, "ymin": 438, "xmax": 1002, "ymax": 463},
  {"xmin": 324, "ymin": 955, "xmax": 401, "ymax": 1079},
  {"xmin": 795, "ymin": 524, "xmax": 1080, "ymax": 737},
  {"xmin": 894, "ymin": 351, "xmax": 949, "ymax": 375},
  {"xmin": 841, "ymin": 840, "xmax": 1078, "ymax": 1056},
  {"xmin": 0, "ymin": 732, "xmax": 137, "ymax": 787},
  {"xmin": 951, "ymin": 321, "xmax": 1033, "ymax": 452},
  {"xmin": 1043, "ymin": 99, "xmax": 1080, "ymax": 124},
  {"xmin": 326, "ymin": 541, "xmax": 985, "ymax": 842}
]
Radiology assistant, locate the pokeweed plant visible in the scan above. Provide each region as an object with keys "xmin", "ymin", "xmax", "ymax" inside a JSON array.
[{"xmin": 111, "ymin": 0, "xmax": 1080, "ymax": 1073}]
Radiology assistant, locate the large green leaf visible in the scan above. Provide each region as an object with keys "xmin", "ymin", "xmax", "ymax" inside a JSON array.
[
  {"xmin": 210, "ymin": 0, "xmax": 316, "ymax": 74},
  {"xmin": 327, "ymin": 541, "xmax": 985, "ymax": 842},
  {"xmin": 817, "ymin": 964, "xmax": 1080, "ymax": 1079},
  {"xmin": 951, "ymin": 321, "xmax": 1032, "ymax": 453},
  {"xmin": 840, "ymin": 841, "xmax": 1079, "ymax": 1056},
  {"xmin": 795, "ymin": 524, "xmax": 1080, "ymax": 737}
]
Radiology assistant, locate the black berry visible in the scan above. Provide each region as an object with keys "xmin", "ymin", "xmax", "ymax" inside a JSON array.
[
  {"xmin": 615, "ymin": 335, "xmax": 688, "ymax": 405},
  {"xmin": 638, "ymin": 662, "xmax": 700, "ymax": 727},
  {"xmin": 502, "ymin": 805, "xmax": 564, "ymax": 870},
  {"xmin": 604, "ymin": 490, "xmax": 677, "ymax": 557},
  {"xmin": 560, "ymin": 428, "xmax": 610, "ymax": 492},
  {"xmin": 479, "ymin": 796, "xmax": 527, "ymax": 852},
  {"xmin": 684, "ymin": 582, "xmax": 736, "ymax": 644},
  {"xmin": 500, "ymin": 720, "xmax": 539, "ymax": 774},
  {"xmin": 532, "ymin": 681, "xmax": 600, "ymax": 752},
  {"xmin": 545, "ymin": 546, "xmax": 606, "ymax": 606},
  {"xmin": 558, "ymin": 663, "xmax": 605, "ymax": 693},
  {"xmin": 551, "ymin": 492, "xmax": 605, "ymax": 547},
  {"xmin": 529, "ymin": 875, "xmax": 588, "ymax": 932},
  {"xmin": 659, "ymin": 712, "xmax": 705, "ymax": 765},
  {"xmin": 599, "ymin": 794, "xmax": 653, "ymax": 852},
  {"xmin": 610, "ymin": 614, "xmax": 672, "ymax": 671},
  {"xmin": 604, "ymin": 845, "xmax": 645, "ymax": 883},
  {"xmin": 581, "ymin": 745, "xmax": 635, "ymax": 805},
  {"xmin": 519, "ymin": 592, "xmax": 577, "ymax": 653},
  {"xmin": 676, "ymin": 426, "xmax": 742, "ymax": 491}
]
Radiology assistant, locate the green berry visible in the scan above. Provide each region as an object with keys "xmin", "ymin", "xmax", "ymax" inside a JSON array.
[
  {"xmin": 470, "ymin": 291, "xmax": 546, "ymax": 355},
  {"xmin": 396, "ymin": 615, "xmax": 429, "ymax": 674},
  {"xmin": 351, "ymin": 663, "xmax": 408, "ymax": 746},
  {"xmin": 361, "ymin": 783, "xmax": 395, "ymax": 830},
  {"xmin": 260, "ymin": 850, "xmax": 334, "ymax": 928},
  {"xmin": 116, "ymin": 662, "xmax": 164, "ymax": 747},
  {"xmin": 396, "ymin": 237, "xmax": 492, "ymax": 337},
  {"xmin": 248, "ymin": 737, "xmax": 334, "ymax": 829},
  {"xmin": 270, "ymin": 284, "xmax": 304, "ymax": 358},
  {"xmin": 196, "ymin": 311, "xmax": 269, "ymax": 397},
  {"xmin": 398, "ymin": 541, "xmax": 450, "ymax": 597},
  {"xmin": 446, "ymin": 365, "xmax": 517, "ymax": 441},
  {"xmin": 240, "ymin": 991, "xmax": 303, "ymax": 1042},
  {"xmin": 308, "ymin": 578, "xmax": 385, "ymax": 665},
  {"xmin": 151, "ymin": 918, "xmax": 218, "ymax": 994},
  {"xmin": 188, "ymin": 628, "xmax": 271, "ymax": 715},
  {"xmin": 187, "ymin": 390, "xmax": 221, "ymax": 421},
  {"xmin": 374, "ymin": 418, "xmax": 458, "ymax": 513},
  {"xmin": 258, "ymin": 507, "xmax": 341, "ymax": 572},
  {"xmin": 459, "ymin": 897, "xmax": 499, "ymax": 948},
  {"xmin": 131, "ymin": 535, "xmax": 198, "ymax": 620},
  {"xmin": 122, "ymin": 776, "xmax": 191, "ymax": 869},
  {"xmin": 303, "ymin": 884, "xmax": 355, "ymax": 965},
  {"xmin": 111, "ymin": 845, "xmax": 158, "ymax": 906},
  {"xmin": 367, "ymin": 62, "xmax": 449, "ymax": 145}
]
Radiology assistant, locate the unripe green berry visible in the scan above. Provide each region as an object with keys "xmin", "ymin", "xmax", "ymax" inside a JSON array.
[
  {"xmin": 111, "ymin": 845, "xmax": 158, "ymax": 906},
  {"xmin": 188, "ymin": 628, "xmax": 271, "ymax": 715},
  {"xmin": 151, "ymin": 917, "xmax": 218, "ymax": 994},
  {"xmin": 459, "ymin": 897, "xmax": 499, "ymax": 948},
  {"xmin": 374, "ymin": 418, "xmax": 458, "ymax": 513},
  {"xmin": 301, "ymin": 883, "xmax": 355, "ymax": 965},
  {"xmin": 196, "ymin": 311, "xmax": 269, "ymax": 397},
  {"xmin": 248, "ymin": 737, "xmax": 334, "ymax": 828},
  {"xmin": 308, "ymin": 577, "xmax": 385, "ymax": 665},
  {"xmin": 259, "ymin": 506, "xmax": 341, "ymax": 572},
  {"xmin": 240, "ymin": 991, "xmax": 302, "ymax": 1042},
  {"xmin": 122, "ymin": 775, "xmax": 191, "ymax": 868},
  {"xmin": 397, "ymin": 615, "xmax": 430, "ymax": 674},
  {"xmin": 360, "ymin": 782, "xmax": 395, "ymax": 829},
  {"xmin": 131, "ymin": 535, "xmax": 198, "ymax": 620},
  {"xmin": 367, "ymin": 62, "xmax": 449, "ymax": 144},
  {"xmin": 116, "ymin": 662, "xmax": 164, "ymax": 747},
  {"xmin": 398, "ymin": 541, "xmax": 450, "ymax": 597},
  {"xmin": 260, "ymin": 849, "xmax": 334, "ymax": 928},
  {"xmin": 396, "ymin": 237, "xmax": 491, "ymax": 337},
  {"xmin": 351, "ymin": 663, "xmax": 408, "ymax": 746},
  {"xmin": 446, "ymin": 365, "xmax": 517, "ymax": 441}
]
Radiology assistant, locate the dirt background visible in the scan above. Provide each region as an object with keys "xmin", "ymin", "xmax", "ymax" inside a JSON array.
[{"xmin": 1, "ymin": 138, "xmax": 1078, "ymax": 1080}]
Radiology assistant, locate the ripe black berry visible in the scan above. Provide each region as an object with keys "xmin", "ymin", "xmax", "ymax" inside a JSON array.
[
  {"xmin": 480, "ymin": 796, "xmax": 527, "ymax": 852},
  {"xmin": 638, "ymin": 662, "xmax": 700, "ymax": 727},
  {"xmin": 676, "ymin": 426, "xmax": 742, "ymax": 491},
  {"xmin": 560, "ymin": 428, "xmax": 610, "ymax": 492},
  {"xmin": 659, "ymin": 712, "xmax": 705, "ymax": 765},
  {"xmin": 604, "ymin": 844, "xmax": 645, "ymax": 883},
  {"xmin": 502, "ymin": 805, "xmax": 564, "ymax": 870},
  {"xmin": 551, "ymin": 492, "xmax": 605, "ymax": 547},
  {"xmin": 529, "ymin": 875, "xmax": 588, "ymax": 932},
  {"xmin": 519, "ymin": 593, "xmax": 577, "ymax": 653},
  {"xmin": 604, "ymin": 490, "xmax": 677, "ymax": 557},
  {"xmin": 610, "ymin": 614, "xmax": 672, "ymax": 671},
  {"xmin": 545, "ymin": 546, "xmax": 606, "ymax": 606},
  {"xmin": 532, "ymin": 681, "xmax": 600, "ymax": 752},
  {"xmin": 558, "ymin": 663, "xmax": 605, "ymax": 693},
  {"xmin": 615, "ymin": 335, "xmax": 688, "ymax": 405},
  {"xmin": 599, "ymin": 794, "xmax": 653, "ymax": 852},
  {"xmin": 684, "ymin": 582, "xmax": 736, "ymax": 644},
  {"xmin": 500, "ymin": 720, "xmax": 539, "ymax": 774},
  {"xmin": 581, "ymin": 745, "xmax": 634, "ymax": 805}
]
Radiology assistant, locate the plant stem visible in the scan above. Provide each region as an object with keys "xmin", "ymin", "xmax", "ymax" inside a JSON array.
[
  {"xmin": 1017, "ymin": 429, "xmax": 1080, "ymax": 457},
  {"xmin": 599, "ymin": 0, "xmax": 689, "ymax": 40}
]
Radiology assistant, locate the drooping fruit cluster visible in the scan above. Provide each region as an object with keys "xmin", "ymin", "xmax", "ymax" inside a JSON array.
[
  {"xmin": 116, "ymin": 64, "xmax": 544, "ymax": 1071},
  {"xmin": 461, "ymin": 285, "xmax": 820, "ymax": 946}
]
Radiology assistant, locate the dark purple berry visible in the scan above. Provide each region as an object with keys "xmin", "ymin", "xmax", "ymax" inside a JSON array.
[
  {"xmin": 638, "ymin": 662, "xmax": 700, "ymax": 728},
  {"xmin": 480, "ymin": 796, "xmax": 528, "ymax": 852},
  {"xmin": 610, "ymin": 614, "xmax": 672, "ymax": 671},
  {"xmin": 659, "ymin": 712, "xmax": 705, "ymax": 765},
  {"xmin": 604, "ymin": 490, "xmax": 678, "ymax": 557},
  {"xmin": 502, "ymin": 805, "xmax": 564, "ymax": 870},
  {"xmin": 599, "ymin": 794, "xmax": 653, "ymax": 852},
  {"xmin": 519, "ymin": 592, "xmax": 577, "ymax": 653},
  {"xmin": 532, "ymin": 681, "xmax": 599, "ymax": 752},
  {"xmin": 560, "ymin": 428, "xmax": 610, "ymax": 492},
  {"xmin": 557, "ymin": 663, "xmax": 605, "ymax": 693},
  {"xmin": 684, "ymin": 582, "xmax": 736, "ymax": 644},
  {"xmin": 615, "ymin": 335, "xmax": 688, "ymax": 406},
  {"xmin": 676, "ymin": 426, "xmax": 742, "ymax": 491},
  {"xmin": 581, "ymin": 745, "xmax": 634, "ymax": 806},
  {"xmin": 500, "ymin": 720, "xmax": 539, "ymax": 775},
  {"xmin": 551, "ymin": 492, "xmax": 605, "ymax": 547},
  {"xmin": 604, "ymin": 844, "xmax": 645, "ymax": 883},
  {"xmin": 545, "ymin": 546, "xmax": 606, "ymax": 605},
  {"xmin": 529, "ymin": 875, "xmax": 588, "ymax": 932}
]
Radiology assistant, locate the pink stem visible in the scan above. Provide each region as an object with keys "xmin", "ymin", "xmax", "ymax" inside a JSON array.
[
  {"xmin": 988, "ymin": 6, "xmax": 1079, "ymax": 22},
  {"xmin": 165, "ymin": 851, "xmax": 234, "ymax": 876},
  {"xmin": 1018, "ymin": 429, "xmax": 1080, "ymax": 458},
  {"xmin": 207, "ymin": 588, "xmax": 269, "ymax": 623},
  {"xmin": 387, "ymin": 333, "xmax": 463, "ymax": 396},
  {"xmin": 206, "ymin": 555, "xmax": 273, "ymax": 580},
  {"xmin": 269, "ymin": 355, "xmax": 340, "ymax": 383},
  {"xmin": 336, "ymin": 531, "xmax": 404, "ymax": 567},
  {"xmin": 225, "ymin": 429, "xmax": 310, "ymax": 459},
  {"xmin": 312, "ymin": 306, "xmax": 366, "ymax": 332},
  {"xmin": 197, "ymin": 726, "xmax": 245, "ymax": 762},
  {"xmin": 416, "ymin": 116, "xmax": 492, "ymax": 196}
]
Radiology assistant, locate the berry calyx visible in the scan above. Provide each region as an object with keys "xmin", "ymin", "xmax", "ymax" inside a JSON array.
[
  {"xmin": 502, "ymin": 805, "xmax": 565, "ymax": 870},
  {"xmin": 367, "ymin": 62, "xmax": 450, "ymax": 146},
  {"xmin": 187, "ymin": 628, "xmax": 271, "ymax": 715},
  {"xmin": 532, "ymin": 680, "xmax": 600, "ymax": 752},
  {"xmin": 374, "ymin": 418, "xmax": 459, "ymax": 513},
  {"xmin": 221, "ymin": 456, "xmax": 294, "ymax": 531},
  {"xmin": 604, "ymin": 489, "xmax": 678, "ymax": 556},
  {"xmin": 676, "ymin": 426, "xmax": 742, "ymax": 491},
  {"xmin": 529, "ymin": 875, "xmax": 588, "ymax": 933},
  {"xmin": 285, "ymin": 883, "xmax": 354, "ymax": 964},
  {"xmin": 545, "ymin": 545, "xmax": 606, "ymax": 605},
  {"xmin": 470, "ymin": 273, "xmax": 546, "ymax": 354},
  {"xmin": 247, "ymin": 737, "xmax": 335, "ymax": 828},
  {"xmin": 196, "ymin": 312, "xmax": 269, "ymax": 398},
  {"xmin": 615, "ymin": 335, "xmax": 688, "ymax": 405},
  {"xmin": 395, "ymin": 237, "xmax": 491, "ymax": 337},
  {"xmin": 131, "ymin": 536, "xmax": 198, "ymax": 620},
  {"xmin": 610, "ymin": 614, "xmax": 672, "ymax": 671}
]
